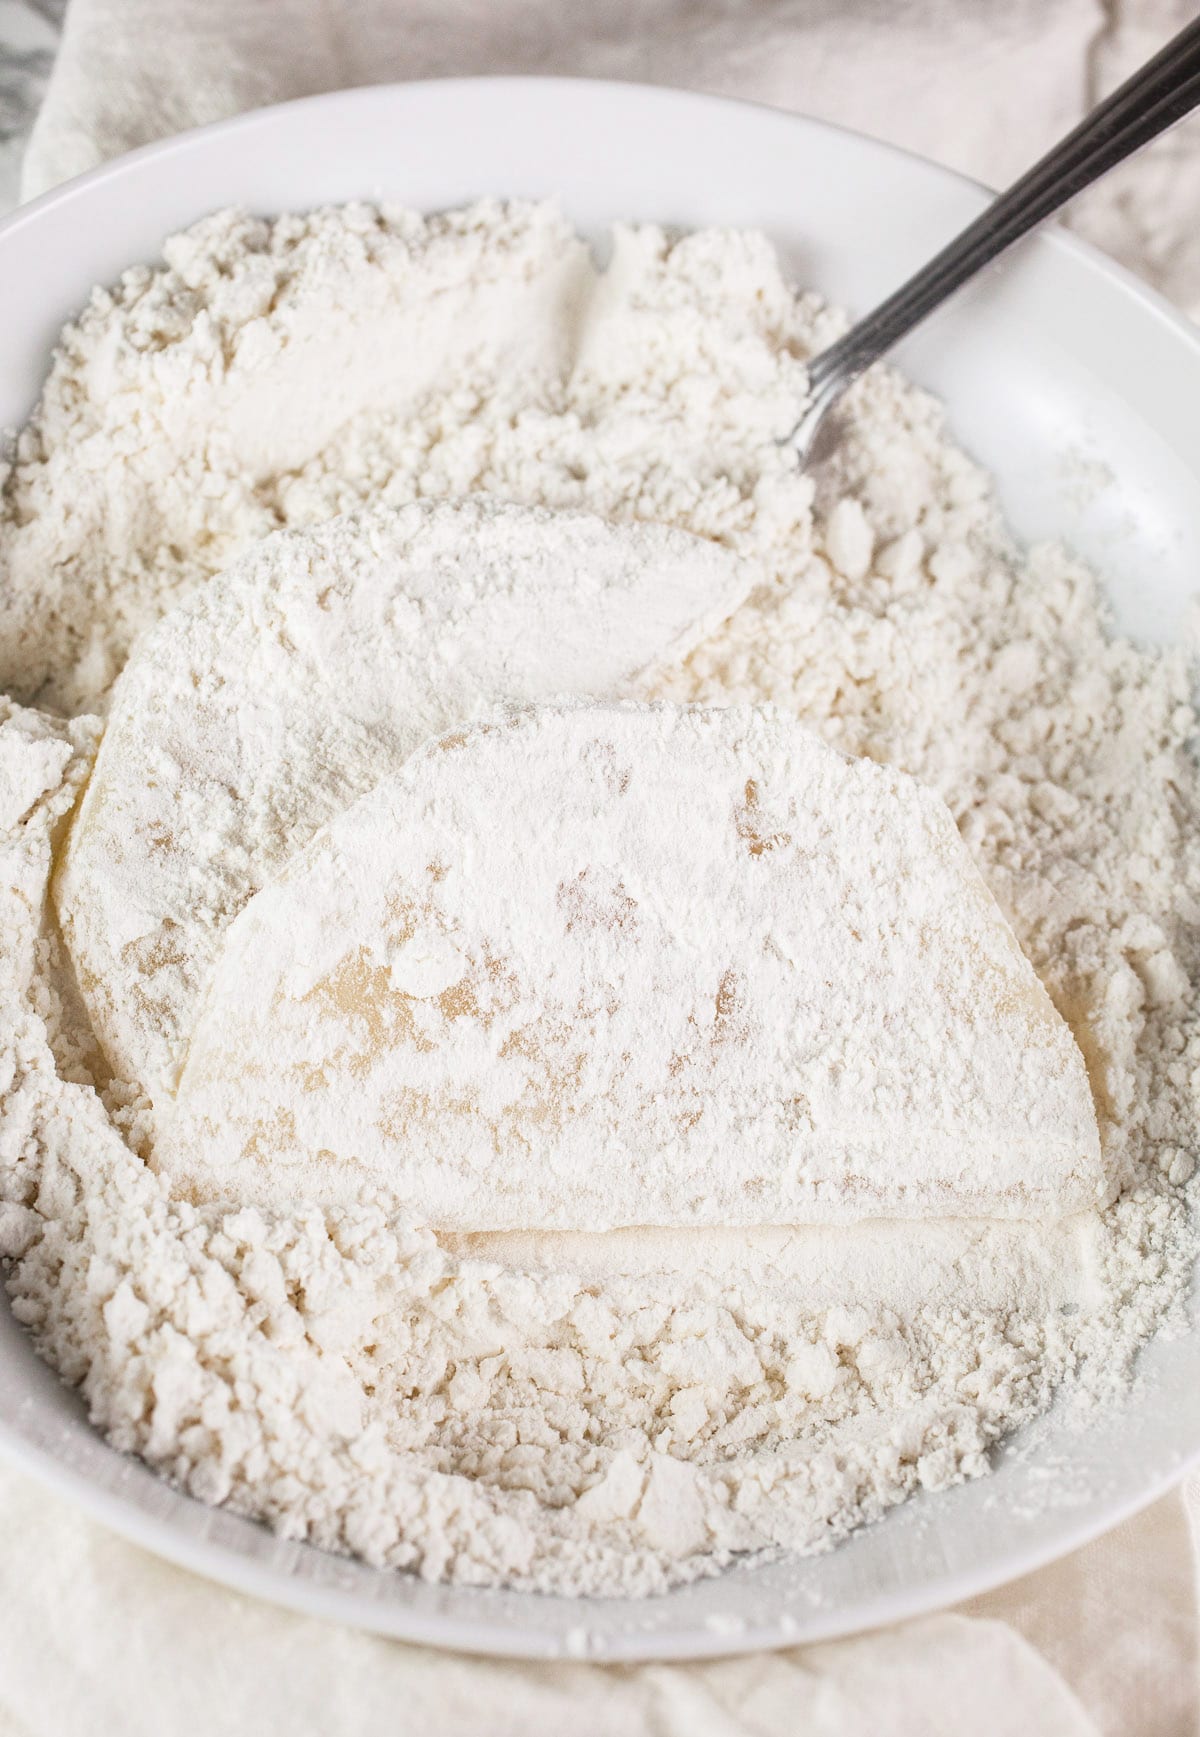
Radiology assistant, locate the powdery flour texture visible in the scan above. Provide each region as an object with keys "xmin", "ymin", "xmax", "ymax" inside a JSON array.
[
  {"xmin": 1, "ymin": 199, "xmax": 1198, "ymax": 1598},
  {"xmin": 159, "ymin": 700, "xmax": 1101, "ymax": 1227}
]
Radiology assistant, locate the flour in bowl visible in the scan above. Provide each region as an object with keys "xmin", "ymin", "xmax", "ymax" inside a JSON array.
[
  {"xmin": 53, "ymin": 498, "xmax": 751, "ymax": 1105},
  {"xmin": 161, "ymin": 700, "xmax": 1102, "ymax": 1226},
  {"xmin": 1, "ymin": 199, "xmax": 1198, "ymax": 1599}
]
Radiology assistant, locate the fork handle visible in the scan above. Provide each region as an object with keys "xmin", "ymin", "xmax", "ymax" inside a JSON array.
[{"xmin": 796, "ymin": 15, "xmax": 1200, "ymax": 434}]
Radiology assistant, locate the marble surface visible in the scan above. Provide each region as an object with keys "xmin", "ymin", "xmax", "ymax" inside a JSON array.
[{"xmin": 0, "ymin": 0, "xmax": 62, "ymax": 213}]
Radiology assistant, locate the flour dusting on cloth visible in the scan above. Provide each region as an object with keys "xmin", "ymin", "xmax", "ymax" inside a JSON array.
[{"xmin": 1, "ymin": 199, "xmax": 1198, "ymax": 1599}]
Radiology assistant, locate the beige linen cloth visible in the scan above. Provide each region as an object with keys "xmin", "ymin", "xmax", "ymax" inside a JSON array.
[{"xmin": 4, "ymin": 2, "xmax": 1200, "ymax": 1732}]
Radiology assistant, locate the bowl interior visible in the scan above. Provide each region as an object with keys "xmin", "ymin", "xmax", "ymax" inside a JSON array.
[{"xmin": 1, "ymin": 76, "xmax": 1199, "ymax": 1660}]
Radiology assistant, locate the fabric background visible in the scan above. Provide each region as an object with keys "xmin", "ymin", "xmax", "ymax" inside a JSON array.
[{"xmin": 3, "ymin": 2, "xmax": 1200, "ymax": 1732}]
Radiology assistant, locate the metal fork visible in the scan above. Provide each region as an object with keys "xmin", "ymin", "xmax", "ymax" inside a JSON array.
[{"xmin": 787, "ymin": 15, "xmax": 1200, "ymax": 463}]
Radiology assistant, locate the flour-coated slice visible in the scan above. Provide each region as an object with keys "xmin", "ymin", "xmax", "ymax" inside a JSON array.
[
  {"xmin": 54, "ymin": 501, "xmax": 753, "ymax": 1104},
  {"xmin": 159, "ymin": 702, "xmax": 1105, "ymax": 1227}
]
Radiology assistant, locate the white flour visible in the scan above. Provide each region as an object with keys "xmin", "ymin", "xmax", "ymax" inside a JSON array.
[
  {"xmin": 162, "ymin": 701, "xmax": 1101, "ymax": 1226},
  {"xmin": 53, "ymin": 498, "xmax": 750, "ymax": 1105},
  {"xmin": 1, "ymin": 199, "xmax": 1198, "ymax": 1599}
]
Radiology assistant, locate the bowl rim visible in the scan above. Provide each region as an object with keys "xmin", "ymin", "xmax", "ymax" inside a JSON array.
[{"xmin": 8, "ymin": 71, "xmax": 1200, "ymax": 365}]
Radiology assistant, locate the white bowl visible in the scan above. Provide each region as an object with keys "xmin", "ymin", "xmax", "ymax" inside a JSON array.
[{"xmin": 2, "ymin": 77, "xmax": 1199, "ymax": 1661}]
